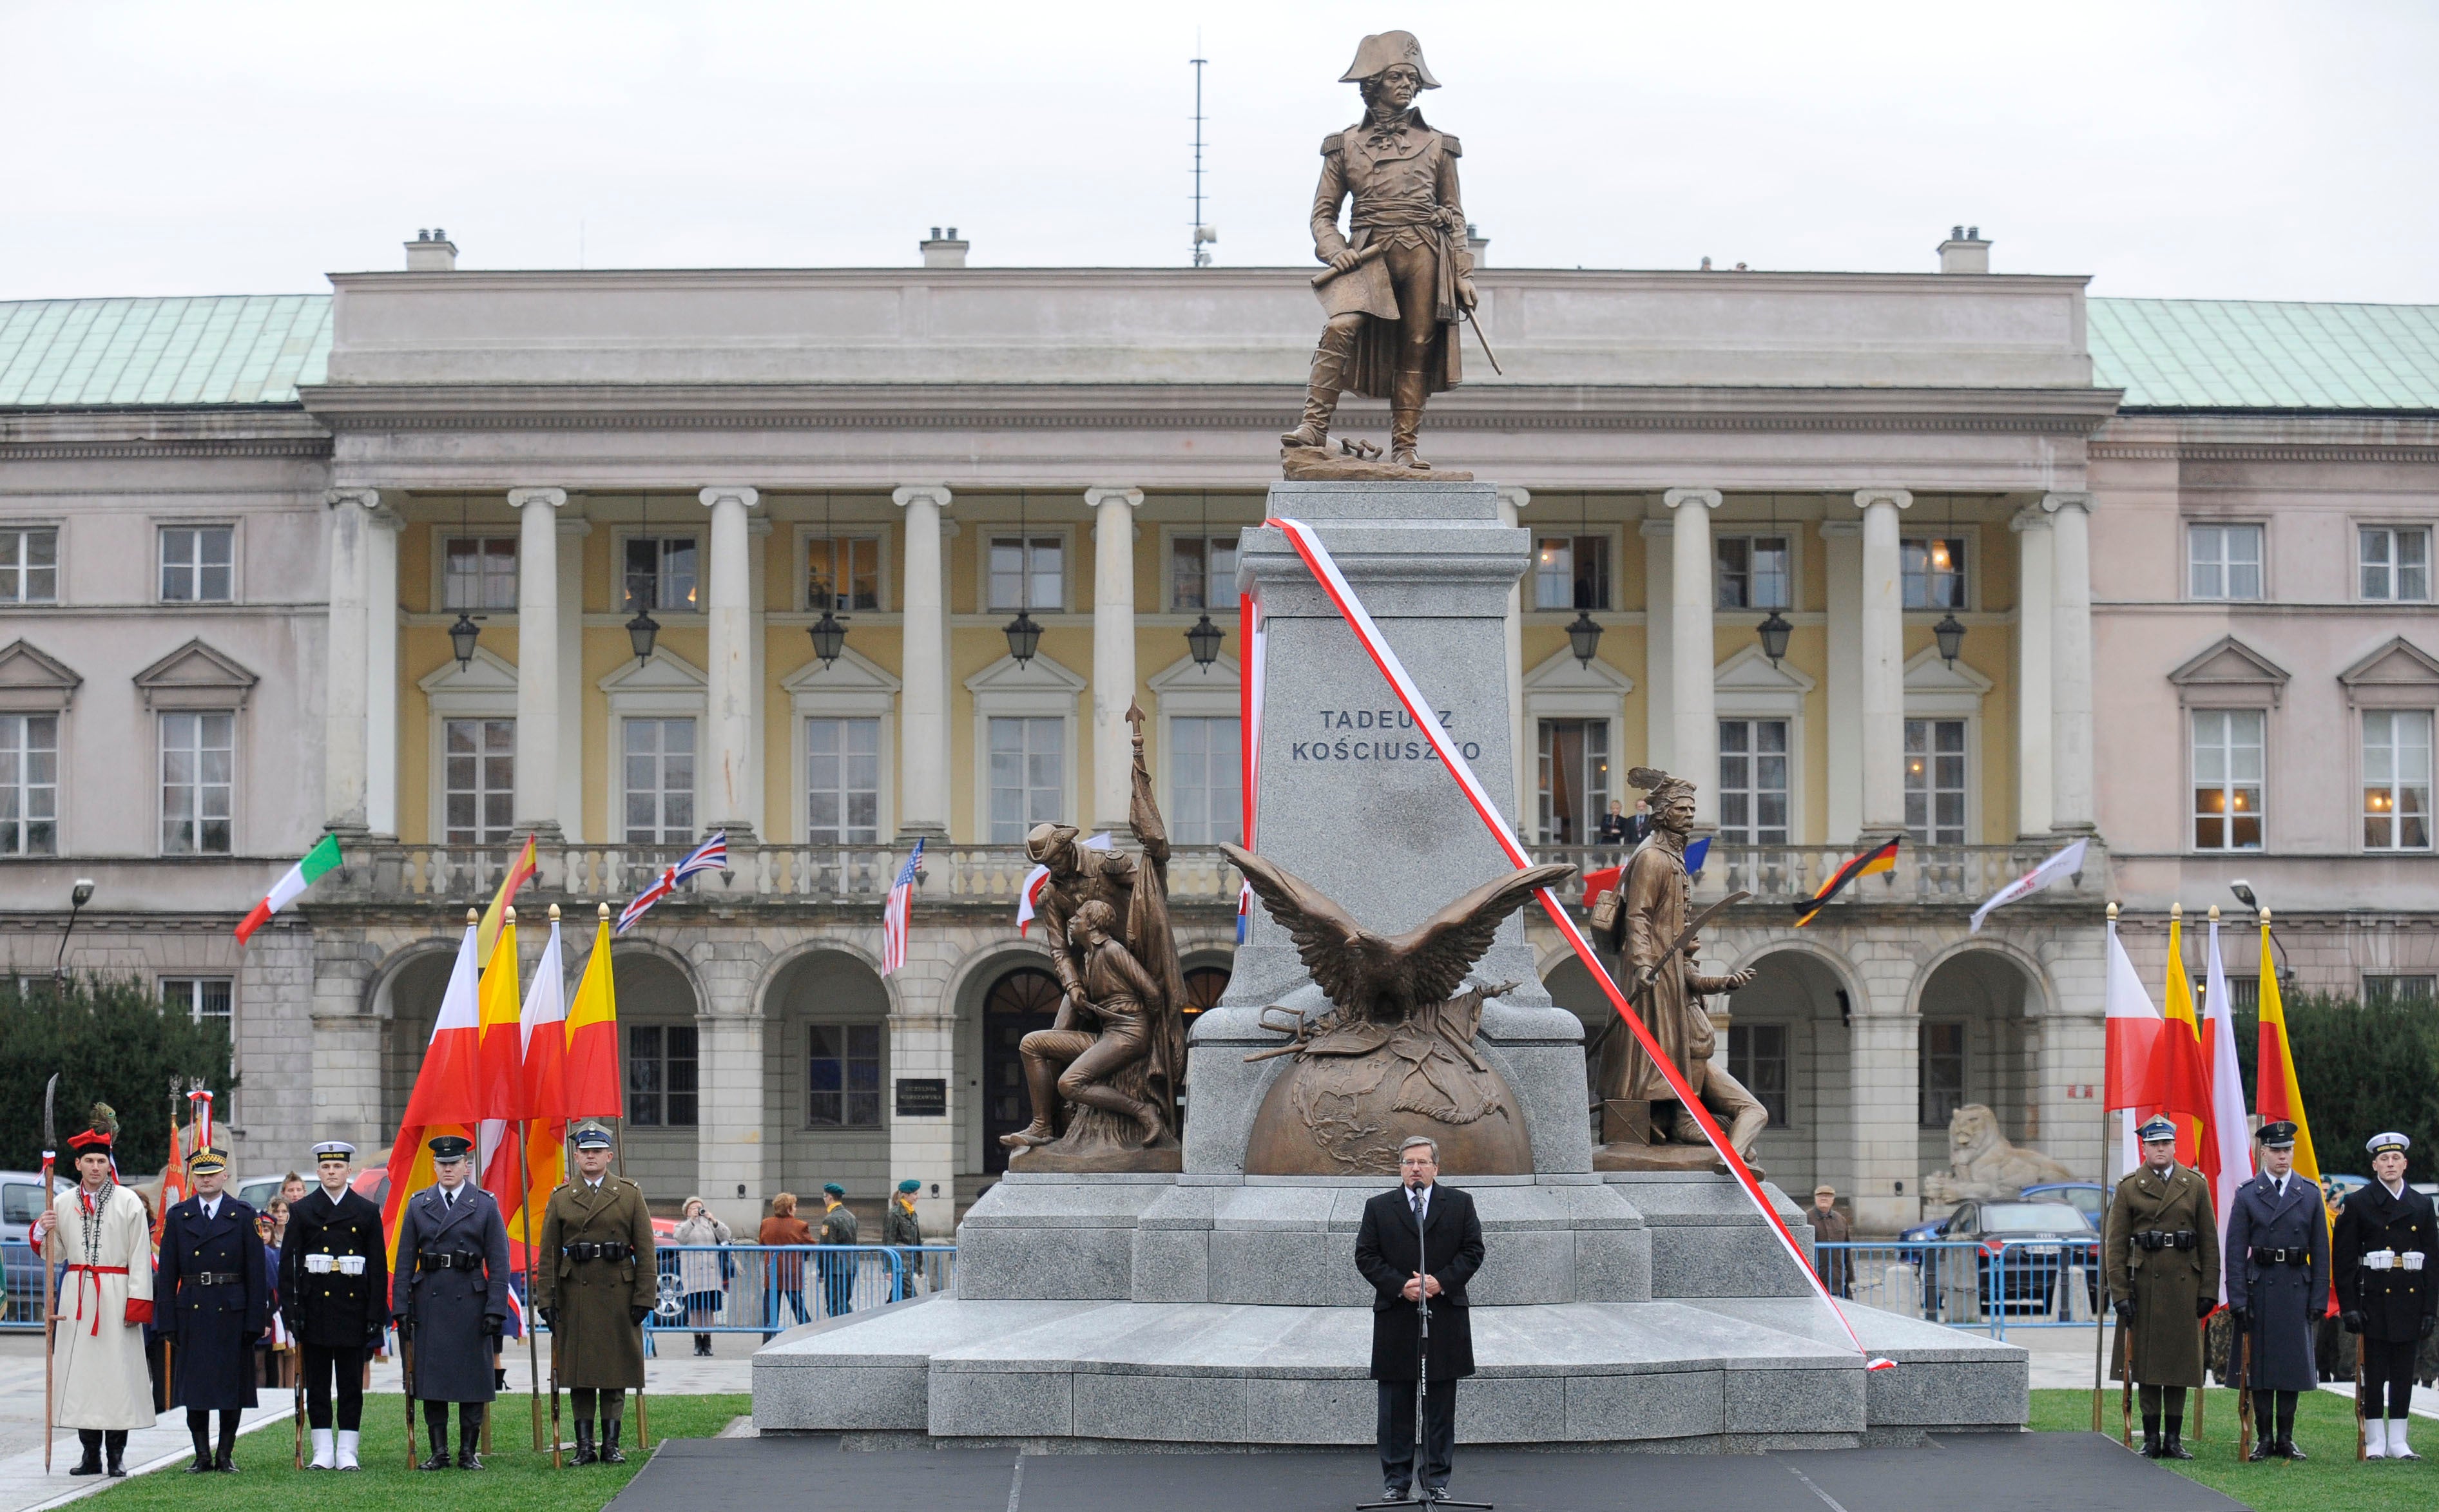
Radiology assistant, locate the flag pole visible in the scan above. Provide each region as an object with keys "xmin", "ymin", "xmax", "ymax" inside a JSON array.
[{"xmin": 518, "ymin": 1118, "xmax": 541, "ymax": 1452}]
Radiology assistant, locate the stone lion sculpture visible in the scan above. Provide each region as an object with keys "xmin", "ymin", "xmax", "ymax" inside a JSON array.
[{"xmin": 1919, "ymin": 1104, "xmax": 2078, "ymax": 1204}]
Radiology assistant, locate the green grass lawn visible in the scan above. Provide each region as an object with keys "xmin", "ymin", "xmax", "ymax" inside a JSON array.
[
  {"xmin": 86, "ymin": 1393, "xmax": 751, "ymax": 1512},
  {"xmin": 2030, "ymin": 1388, "xmax": 2438, "ymax": 1512}
]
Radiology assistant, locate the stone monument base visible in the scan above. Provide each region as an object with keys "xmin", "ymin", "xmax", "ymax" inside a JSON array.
[
  {"xmin": 1003, "ymin": 1144, "xmax": 1183, "ymax": 1175},
  {"xmin": 1280, "ymin": 445, "xmax": 1474, "ymax": 482}
]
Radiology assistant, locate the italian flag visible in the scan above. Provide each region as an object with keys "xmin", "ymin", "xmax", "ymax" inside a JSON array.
[{"xmin": 235, "ymin": 834, "xmax": 343, "ymax": 943}]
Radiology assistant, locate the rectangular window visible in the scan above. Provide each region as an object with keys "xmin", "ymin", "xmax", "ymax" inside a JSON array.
[
  {"xmin": 2359, "ymin": 526, "xmax": 2431, "ymax": 603},
  {"xmin": 2363, "ymin": 709, "xmax": 2433, "ymax": 850},
  {"xmin": 1728, "ymin": 1022, "xmax": 1789, "ymax": 1126},
  {"xmin": 987, "ymin": 716, "xmax": 1064, "ymax": 841},
  {"xmin": 1904, "ymin": 718, "xmax": 1967, "ymax": 847},
  {"xmin": 807, "ymin": 1022, "xmax": 882, "ymax": 1128},
  {"xmin": 442, "ymin": 536, "xmax": 518, "ymax": 611},
  {"xmin": 1170, "ymin": 715, "xmax": 1241, "ymax": 844},
  {"xmin": 1533, "ymin": 535, "xmax": 1611, "ymax": 611},
  {"xmin": 2364, "ymin": 975, "xmax": 2437, "ymax": 1008},
  {"xmin": 1920, "ymin": 1020, "xmax": 1967, "ymax": 1129},
  {"xmin": 160, "ymin": 525, "xmax": 234, "ymax": 603},
  {"xmin": 988, "ymin": 535, "xmax": 1063, "ymax": 611},
  {"xmin": 805, "ymin": 716, "xmax": 882, "ymax": 843},
  {"xmin": 443, "ymin": 717, "xmax": 515, "ymax": 844},
  {"xmin": 160, "ymin": 977, "xmax": 234, "ymax": 1029},
  {"xmin": 1537, "ymin": 718, "xmax": 1611, "ymax": 845},
  {"xmin": 626, "ymin": 1023, "xmax": 699, "ymax": 1127},
  {"xmin": 0, "ymin": 713, "xmax": 59, "ymax": 856},
  {"xmin": 807, "ymin": 534, "xmax": 882, "ymax": 612},
  {"xmin": 1716, "ymin": 718, "xmax": 1790, "ymax": 846},
  {"xmin": 2188, "ymin": 524, "xmax": 2264, "ymax": 601},
  {"xmin": 2191, "ymin": 709, "xmax": 2264, "ymax": 850},
  {"xmin": 160, "ymin": 711, "xmax": 233, "ymax": 854},
  {"xmin": 1900, "ymin": 536, "xmax": 1966, "ymax": 609},
  {"xmin": 0, "ymin": 528, "xmax": 58, "ymax": 604},
  {"xmin": 1170, "ymin": 534, "xmax": 1239, "ymax": 612},
  {"xmin": 2193, "ymin": 974, "xmax": 2259, "ymax": 1016},
  {"xmin": 623, "ymin": 535, "xmax": 699, "ymax": 612},
  {"xmin": 1715, "ymin": 535, "xmax": 1791, "ymax": 610},
  {"xmin": 621, "ymin": 717, "xmax": 696, "ymax": 844}
]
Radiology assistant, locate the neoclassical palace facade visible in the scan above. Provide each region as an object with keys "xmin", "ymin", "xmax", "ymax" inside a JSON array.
[{"xmin": 4, "ymin": 232, "xmax": 2433, "ymax": 1234}]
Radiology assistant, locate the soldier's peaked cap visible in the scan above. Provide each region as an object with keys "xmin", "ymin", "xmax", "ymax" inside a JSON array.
[
  {"xmin": 2255, "ymin": 1120, "xmax": 2298, "ymax": 1149},
  {"xmin": 2135, "ymin": 1115, "xmax": 2177, "ymax": 1144},
  {"xmin": 188, "ymin": 1145, "xmax": 229, "ymax": 1174},
  {"xmin": 427, "ymin": 1134, "xmax": 474, "ymax": 1161},
  {"xmin": 2368, "ymin": 1131, "xmax": 2411, "ymax": 1158},
  {"xmin": 572, "ymin": 1122, "xmax": 614, "ymax": 1149},
  {"xmin": 1341, "ymin": 31, "xmax": 1439, "ymax": 88}
]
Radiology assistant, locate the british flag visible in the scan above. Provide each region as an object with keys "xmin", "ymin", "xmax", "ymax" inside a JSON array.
[
  {"xmin": 882, "ymin": 839, "xmax": 923, "ymax": 976},
  {"xmin": 615, "ymin": 831, "xmax": 729, "ymax": 934}
]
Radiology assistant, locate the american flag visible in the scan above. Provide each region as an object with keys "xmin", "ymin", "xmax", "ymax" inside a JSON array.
[
  {"xmin": 615, "ymin": 831, "xmax": 729, "ymax": 934},
  {"xmin": 882, "ymin": 839, "xmax": 923, "ymax": 976}
]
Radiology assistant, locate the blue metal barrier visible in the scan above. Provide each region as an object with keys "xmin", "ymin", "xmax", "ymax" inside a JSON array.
[
  {"xmin": 641, "ymin": 1243, "xmax": 957, "ymax": 1353},
  {"xmin": 1814, "ymin": 1238, "xmax": 2104, "ymax": 1340},
  {"xmin": 2, "ymin": 1241, "xmax": 44, "ymax": 1330}
]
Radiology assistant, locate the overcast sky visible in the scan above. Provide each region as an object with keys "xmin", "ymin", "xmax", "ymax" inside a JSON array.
[{"xmin": 6, "ymin": 0, "xmax": 2434, "ymax": 304}]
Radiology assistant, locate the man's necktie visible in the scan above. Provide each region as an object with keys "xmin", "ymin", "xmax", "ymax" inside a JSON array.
[{"xmin": 1410, "ymin": 1189, "xmax": 1425, "ymax": 1223}]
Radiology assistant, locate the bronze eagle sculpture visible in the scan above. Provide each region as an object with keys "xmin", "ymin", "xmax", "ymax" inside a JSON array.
[{"xmin": 1220, "ymin": 843, "xmax": 1574, "ymax": 1024}]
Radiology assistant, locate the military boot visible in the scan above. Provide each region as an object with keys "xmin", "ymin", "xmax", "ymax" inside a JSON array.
[
  {"xmin": 569, "ymin": 1419, "xmax": 598, "ymax": 1467},
  {"xmin": 2139, "ymin": 1415, "xmax": 2161, "ymax": 1459},
  {"xmin": 1389, "ymin": 362, "xmax": 1430, "ymax": 470},
  {"xmin": 69, "ymin": 1431, "xmax": 103, "ymax": 1477},
  {"xmin": 418, "ymin": 1413, "xmax": 452, "ymax": 1471},
  {"xmin": 458, "ymin": 1405, "xmax": 485, "ymax": 1469},
  {"xmin": 1282, "ymin": 325, "xmax": 1356, "ymax": 450},
  {"xmin": 2161, "ymin": 1421, "xmax": 2192, "ymax": 1460},
  {"xmin": 104, "ymin": 1431, "xmax": 129, "ymax": 1478},
  {"xmin": 599, "ymin": 1414, "xmax": 626, "ymax": 1466},
  {"xmin": 186, "ymin": 1415, "xmax": 215, "ymax": 1474}
]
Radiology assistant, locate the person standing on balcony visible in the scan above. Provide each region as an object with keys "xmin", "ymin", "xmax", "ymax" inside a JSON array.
[{"xmin": 2104, "ymin": 1116, "xmax": 2217, "ymax": 1460}]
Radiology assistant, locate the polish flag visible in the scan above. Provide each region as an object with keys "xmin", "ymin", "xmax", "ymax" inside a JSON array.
[
  {"xmin": 383, "ymin": 914, "xmax": 486, "ymax": 1258},
  {"xmin": 2102, "ymin": 910, "xmax": 2164, "ymax": 1180},
  {"xmin": 2199, "ymin": 911, "xmax": 2255, "ymax": 1303}
]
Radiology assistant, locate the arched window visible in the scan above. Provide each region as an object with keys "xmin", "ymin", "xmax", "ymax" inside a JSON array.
[{"xmin": 982, "ymin": 967, "xmax": 1065, "ymax": 1171}]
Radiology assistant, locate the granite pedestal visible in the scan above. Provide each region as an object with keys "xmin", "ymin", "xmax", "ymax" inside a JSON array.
[{"xmin": 751, "ymin": 482, "xmax": 2030, "ymax": 1449}]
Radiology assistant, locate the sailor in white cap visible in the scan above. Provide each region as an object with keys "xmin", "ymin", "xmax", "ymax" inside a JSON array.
[
  {"xmin": 280, "ymin": 1140, "xmax": 387, "ymax": 1469},
  {"xmin": 2335, "ymin": 1131, "xmax": 2436, "ymax": 1459}
]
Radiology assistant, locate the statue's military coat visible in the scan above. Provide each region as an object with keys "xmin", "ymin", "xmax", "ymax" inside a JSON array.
[
  {"xmin": 389, "ymin": 1182, "xmax": 510, "ymax": 1403},
  {"xmin": 2103, "ymin": 1162, "xmax": 2219, "ymax": 1387},
  {"xmin": 2225, "ymin": 1171, "xmax": 2329, "ymax": 1392},
  {"xmin": 279, "ymin": 1183, "xmax": 389, "ymax": 1349},
  {"xmin": 2334, "ymin": 1179, "xmax": 2438, "ymax": 1344},
  {"xmin": 534, "ymin": 1174, "xmax": 655, "ymax": 1389},
  {"xmin": 1306, "ymin": 110, "xmax": 1471, "ymax": 397},
  {"xmin": 157, "ymin": 1193, "xmax": 272, "ymax": 1412},
  {"xmin": 1596, "ymin": 839, "xmax": 1705, "ymax": 1108}
]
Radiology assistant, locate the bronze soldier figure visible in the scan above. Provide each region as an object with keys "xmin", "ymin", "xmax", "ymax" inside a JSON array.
[{"xmin": 1284, "ymin": 30, "xmax": 1477, "ymax": 471}]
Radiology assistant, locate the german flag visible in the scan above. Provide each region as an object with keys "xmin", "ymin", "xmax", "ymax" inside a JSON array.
[{"xmin": 1792, "ymin": 837, "xmax": 1901, "ymax": 926}]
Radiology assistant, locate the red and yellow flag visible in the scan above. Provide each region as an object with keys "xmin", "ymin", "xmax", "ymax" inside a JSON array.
[
  {"xmin": 563, "ymin": 904, "xmax": 624, "ymax": 1120},
  {"xmin": 2254, "ymin": 916, "xmax": 2321, "ymax": 1182},
  {"xmin": 476, "ymin": 908, "xmax": 530, "ymax": 1247},
  {"xmin": 2158, "ymin": 908, "xmax": 2213, "ymax": 1166}
]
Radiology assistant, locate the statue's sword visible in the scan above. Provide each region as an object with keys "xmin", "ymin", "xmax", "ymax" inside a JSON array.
[{"xmin": 1583, "ymin": 889, "xmax": 1753, "ymax": 1062}]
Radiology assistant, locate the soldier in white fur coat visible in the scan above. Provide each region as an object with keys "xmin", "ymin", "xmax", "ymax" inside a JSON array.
[{"xmin": 35, "ymin": 1106, "xmax": 157, "ymax": 1478}]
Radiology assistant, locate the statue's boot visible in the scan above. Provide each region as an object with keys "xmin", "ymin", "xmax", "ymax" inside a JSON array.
[
  {"xmin": 998, "ymin": 1121, "xmax": 1056, "ymax": 1149},
  {"xmin": 1390, "ymin": 361, "xmax": 1430, "ymax": 470},
  {"xmin": 1282, "ymin": 325, "xmax": 1356, "ymax": 449}
]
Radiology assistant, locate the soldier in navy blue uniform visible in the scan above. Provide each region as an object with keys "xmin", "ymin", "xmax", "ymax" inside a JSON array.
[
  {"xmin": 2335, "ymin": 1131, "xmax": 2438, "ymax": 1460},
  {"xmin": 280, "ymin": 1140, "xmax": 389, "ymax": 1470},
  {"xmin": 2226, "ymin": 1120, "xmax": 2331, "ymax": 1460},
  {"xmin": 157, "ymin": 1146, "xmax": 272, "ymax": 1472},
  {"xmin": 389, "ymin": 1134, "xmax": 510, "ymax": 1470}
]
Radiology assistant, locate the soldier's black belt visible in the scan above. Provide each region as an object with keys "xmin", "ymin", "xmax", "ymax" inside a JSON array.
[
  {"xmin": 2250, "ymin": 1246, "xmax": 2311, "ymax": 1267},
  {"xmin": 563, "ymin": 1241, "xmax": 635, "ymax": 1262},
  {"xmin": 2135, "ymin": 1230, "xmax": 2197, "ymax": 1251},
  {"xmin": 184, "ymin": 1272, "xmax": 243, "ymax": 1287},
  {"xmin": 418, "ymin": 1252, "xmax": 485, "ymax": 1272}
]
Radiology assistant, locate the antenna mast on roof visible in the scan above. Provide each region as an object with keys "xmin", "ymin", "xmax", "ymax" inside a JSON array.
[{"xmin": 1190, "ymin": 46, "xmax": 1216, "ymax": 267}]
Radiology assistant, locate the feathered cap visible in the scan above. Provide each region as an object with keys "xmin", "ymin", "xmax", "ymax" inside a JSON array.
[
  {"xmin": 67, "ymin": 1103, "xmax": 119, "ymax": 1151},
  {"xmin": 1627, "ymin": 766, "xmax": 1697, "ymax": 808}
]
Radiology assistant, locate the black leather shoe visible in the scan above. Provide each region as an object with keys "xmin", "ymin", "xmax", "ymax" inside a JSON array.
[
  {"xmin": 458, "ymin": 1450, "xmax": 483, "ymax": 1471},
  {"xmin": 2246, "ymin": 1440, "xmax": 2277, "ymax": 1462},
  {"xmin": 2161, "ymin": 1432, "xmax": 2193, "ymax": 1460},
  {"xmin": 419, "ymin": 1450, "xmax": 454, "ymax": 1471},
  {"xmin": 186, "ymin": 1458, "xmax": 216, "ymax": 1475},
  {"xmin": 214, "ymin": 1451, "xmax": 238, "ymax": 1472},
  {"xmin": 2280, "ymin": 1440, "xmax": 2306, "ymax": 1461}
]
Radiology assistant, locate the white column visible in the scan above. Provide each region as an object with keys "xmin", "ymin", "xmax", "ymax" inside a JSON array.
[
  {"xmin": 748, "ymin": 517, "xmax": 773, "ymax": 837},
  {"xmin": 1854, "ymin": 488, "xmax": 1913, "ymax": 837},
  {"xmin": 1086, "ymin": 486, "xmax": 1144, "ymax": 832},
  {"xmin": 555, "ymin": 515, "xmax": 590, "ymax": 843},
  {"xmin": 506, "ymin": 488, "xmax": 566, "ymax": 838},
  {"xmin": 699, "ymin": 486, "xmax": 761, "ymax": 838},
  {"xmin": 1639, "ymin": 517, "xmax": 1674, "ymax": 771},
  {"xmin": 2010, "ymin": 505, "xmax": 2055, "ymax": 837},
  {"xmin": 2045, "ymin": 491, "xmax": 2096, "ymax": 833},
  {"xmin": 1818, "ymin": 518, "xmax": 1863, "ymax": 846},
  {"xmin": 322, "ymin": 490, "xmax": 376, "ymax": 833},
  {"xmin": 1664, "ymin": 488, "xmax": 1722, "ymax": 828},
  {"xmin": 365, "ymin": 503, "xmax": 403, "ymax": 837},
  {"xmin": 892, "ymin": 485, "xmax": 954, "ymax": 839},
  {"xmin": 1496, "ymin": 485, "xmax": 1531, "ymax": 825}
]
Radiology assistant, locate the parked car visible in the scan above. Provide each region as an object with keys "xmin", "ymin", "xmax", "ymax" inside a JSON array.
[
  {"xmin": 2018, "ymin": 1182, "xmax": 2106, "ymax": 1227},
  {"xmin": 3, "ymin": 1169, "xmax": 71, "ymax": 1323},
  {"xmin": 1931, "ymin": 1199, "xmax": 2101, "ymax": 1316}
]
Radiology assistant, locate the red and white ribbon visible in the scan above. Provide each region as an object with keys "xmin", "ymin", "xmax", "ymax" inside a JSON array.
[
  {"xmin": 1266, "ymin": 515, "xmax": 1893, "ymax": 1371},
  {"xmin": 1237, "ymin": 589, "xmax": 1266, "ymax": 937},
  {"xmin": 188, "ymin": 1089, "xmax": 214, "ymax": 1154}
]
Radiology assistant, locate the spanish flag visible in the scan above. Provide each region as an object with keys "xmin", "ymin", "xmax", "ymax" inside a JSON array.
[
  {"xmin": 563, "ymin": 904, "xmax": 624, "ymax": 1119},
  {"xmin": 1791, "ymin": 837, "xmax": 1900, "ymax": 927}
]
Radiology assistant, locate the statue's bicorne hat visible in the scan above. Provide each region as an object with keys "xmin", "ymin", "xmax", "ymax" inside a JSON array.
[{"xmin": 1340, "ymin": 31, "xmax": 1439, "ymax": 88}]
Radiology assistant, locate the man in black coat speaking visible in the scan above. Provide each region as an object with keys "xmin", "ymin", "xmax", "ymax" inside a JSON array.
[{"xmin": 1355, "ymin": 1135, "xmax": 1485, "ymax": 1502}]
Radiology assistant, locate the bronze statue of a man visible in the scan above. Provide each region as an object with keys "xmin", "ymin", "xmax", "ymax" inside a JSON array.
[
  {"xmin": 1594, "ymin": 767, "xmax": 1768, "ymax": 1162},
  {"xmin": 1003, "ymin": 901, "xmax": 1167, "ymax": 1149},
  {"xmin": 1284, "ymin": 30, "xmax": 1476, "ymax": 471}
]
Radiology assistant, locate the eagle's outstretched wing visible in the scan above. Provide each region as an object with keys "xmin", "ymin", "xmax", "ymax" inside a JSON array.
[
  {"xmin": 1389, "ymin": 862, "xmax": 1577, "ymax": 1009},
  {"xmin": 1220, "ymin": 843, "xmax": 1388, "ymax": 1013}
]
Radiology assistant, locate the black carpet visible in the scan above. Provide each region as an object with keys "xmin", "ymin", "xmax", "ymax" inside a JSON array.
[{"xmin": 610, "ymin": 1432, "xmax": 2249, "ymax": 1512}]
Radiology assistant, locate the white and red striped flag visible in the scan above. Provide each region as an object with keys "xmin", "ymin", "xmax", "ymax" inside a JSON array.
[
  {"xmin": 2199, "ymin": 911, "xmax": 2254, "ymax": 1301},
  {"xmin": 2103, "ymin": 910, "xmax": 2164, "ymax": 1178},
  {"xmin": 882, "ymin": 839, "xmax": 923, "ymax": 976},
  {"xmin": 1238, "ymin": 588, "xmax": 1265, "ymax": 943}
]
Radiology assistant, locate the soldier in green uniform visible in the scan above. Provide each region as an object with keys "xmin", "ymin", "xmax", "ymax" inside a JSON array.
[
  {"xmin": 2104, "ymin": 1115, "xmax": 2220, "ymax": 1460},
  {"xmin": 534, "ymin": 1123, "xmax": 655, "ymax": 1466},
  {"xmin": 883, "ymin": 1180, "xmax": 923, "ymax": 1301},
  {"xmin": 815, "ymin": 1183, "xmax": 858, "ymax": 1317}
]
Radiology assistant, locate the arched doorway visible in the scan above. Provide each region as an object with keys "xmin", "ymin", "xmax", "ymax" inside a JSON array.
[
  {"xmin": 380, "ymin": 950, "xmax": 456, "ymax": 1133},
  {"xmin": 1913, "ymin": 949, "xmax": 2045, "ymax": 1182},
  {"xmin": 981, "ymin": 966, "xmax": 1063, "ymax": 1173}
]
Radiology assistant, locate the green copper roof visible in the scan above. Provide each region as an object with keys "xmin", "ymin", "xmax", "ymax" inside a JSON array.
[
  {"xmin": 2090, "ymin": 298, "xmax": 2439, "ymax": 411},
  {"xmin": 0, "ymin": 295, "xmax": 330, "ymax": 407}
]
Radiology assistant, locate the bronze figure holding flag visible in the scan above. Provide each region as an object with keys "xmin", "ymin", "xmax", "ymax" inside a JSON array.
[{"xmin": 1592, "ymin": 767, "xmax": 1766, "ymax": 1170}]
